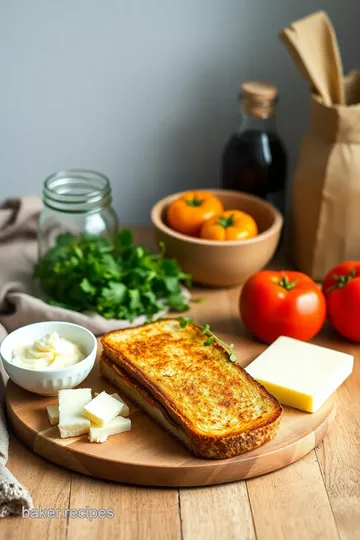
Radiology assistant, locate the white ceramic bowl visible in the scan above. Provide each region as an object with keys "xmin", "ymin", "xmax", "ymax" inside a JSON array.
[{"xmin": 0, "ymin": 321, "xmax": 97, "ymax": 396}]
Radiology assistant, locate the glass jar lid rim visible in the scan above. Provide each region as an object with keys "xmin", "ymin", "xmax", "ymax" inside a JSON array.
[
  {"xmin": 45, "ymin": 168, "xmax": 110, "ymax": 188},
  {"xmin": 43, "ymin": 169, "xmax": 112, "ymax": 210}
]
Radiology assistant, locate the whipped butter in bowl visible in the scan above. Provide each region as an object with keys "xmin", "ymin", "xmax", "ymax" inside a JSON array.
[
  {"xmin": 12, "ymin": 332, "xmax": 85, "ymax": 370},
  {"xmin": 1, "ymin": 321, "xmax": 97, "ymax": 395}
]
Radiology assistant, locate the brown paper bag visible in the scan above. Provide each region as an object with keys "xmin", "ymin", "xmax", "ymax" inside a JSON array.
[
  {"xmin": 291, "ymin": 71, "xmax": 360, "ymax": 279},
  {"xmin": 280, "ymin": 12, "xmax": 360, "ymax": 279},
  {"xmin": 280, "ymin": 11, "xmax": 344, "ymax": 106}
]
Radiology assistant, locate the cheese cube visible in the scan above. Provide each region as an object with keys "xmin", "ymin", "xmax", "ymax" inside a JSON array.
[
  {"xmin": 246, "ymin": 336, "xmax": 354, "ymax": 413},
  {"xmin": 58, "ymin": 388, "xmax": 92, "ymax": 438},
  {"xmin": 89, "ymin": 416, "xmax": 131, "ymax": 443},
  {"xmin": 95, "ymin": 392, "xmax": 130, "ymax": 417},
  {"xmin": 82, "ymin": 391, "xmax": 123, "ymax": 427},
  {"xmin": 110, "ymin": 392, "xmax": 130, "ymax": 417},
  {"xmin": 47, "ymin": 405, "xmax": 59, "ymax": 425}
]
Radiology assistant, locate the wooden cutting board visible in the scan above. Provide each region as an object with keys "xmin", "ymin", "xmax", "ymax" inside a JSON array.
[{"xmin": 5, "ymin": 334, "xmax": 336, "ymax": 487}]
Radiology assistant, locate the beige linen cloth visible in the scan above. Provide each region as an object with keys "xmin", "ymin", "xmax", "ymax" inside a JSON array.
[
  {"xmin": 0, "ymin": 197, "xmax": 42, "ymax": 516},
  {"xmin": 0, "ymin": 196, "xmax": 173, "ymax": 516}
]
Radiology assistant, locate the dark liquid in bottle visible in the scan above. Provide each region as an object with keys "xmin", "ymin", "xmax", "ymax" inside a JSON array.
[{"xmin": 221, "ymin": 130, "xmax": 287, "ymax": 214}]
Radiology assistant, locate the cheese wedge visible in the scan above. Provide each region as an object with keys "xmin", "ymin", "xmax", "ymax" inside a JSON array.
[
  {"xmin": 246, "ymin": 336, "xmax": 354, "ymax": 413},
  {"xmin": 47, "ymin": 405, "xmax": 59, "ymax": 425},
  {"xmin": 58, "ymin": 388, "xmax": 92, "ymax": 438},
  {"xmin": 82, "ymin": 391, "xmax": 123, "ymax": 427},
  {"xmin": 89, "ymin": 416, "xmax": 131, "ymax": 443}
]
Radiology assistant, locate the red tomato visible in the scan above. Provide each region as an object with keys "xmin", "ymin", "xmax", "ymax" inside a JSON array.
[
  {"xmin": 323, "ymin": 261, "xmax": 360, "ymax": 342},
  {"xmin": 240, "ymin": 270, "xmax": 326, "ymax": 344}
]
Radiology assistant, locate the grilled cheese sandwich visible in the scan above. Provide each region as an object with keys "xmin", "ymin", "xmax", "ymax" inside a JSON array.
[{"xmin": 100, "ymin": 319, "xmax": 282, "ymax": 459}]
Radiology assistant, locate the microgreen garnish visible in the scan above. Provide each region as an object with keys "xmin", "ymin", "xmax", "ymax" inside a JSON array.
[{"xmin": 178, "ymin": 317, "xmax": 236, "ymax": 362}]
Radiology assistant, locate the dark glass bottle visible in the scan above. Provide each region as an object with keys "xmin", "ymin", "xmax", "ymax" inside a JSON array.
[{"xmin": 221, "ymin": 81, "xmax": 287, "ymax": 215}]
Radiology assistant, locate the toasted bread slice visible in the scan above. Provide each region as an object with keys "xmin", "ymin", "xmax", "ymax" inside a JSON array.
[
  {"xmin": 101, "ymin": 319, "xmax": 282, "ymax": 459},
  {"xmin": 100, "ymin": 355, "xmax": 193, "ymax": 449}
]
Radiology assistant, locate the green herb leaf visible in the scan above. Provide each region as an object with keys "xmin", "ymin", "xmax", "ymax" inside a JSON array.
[
  {"xmin": 80, "ymin": 278, "xmax": 96, "ymax": 296},
  {"xmin": 117, "ymin": 228, "xmax": 133, "ymax": 247},
  {"xmin": 177, "ymin": 317, "xmax": 236, "ymax": 363},
  {"xmin": 201, "ymin": 324, "xmax": 210, "ymax": 335},
  {"xmin": 179, "ymin": 316, "xmax": 191, "ymax": 328},
  {"xmin": 35, "ymin": 230, "xmax": 190, "ymax": 321},
  {"xmin": 55, "ymin": 233, "xmax": 76, "ymax": 246},
  {"xmin": 129, "ymin": 289, "xmax": 141, "ymax": 311},
  {"xmin": 101, "ymin": 282, "xmax": 127, "ymax": 304},
  {"xmin": 164, "ymin": 276, "xmax": 181, "ymax": 293}
]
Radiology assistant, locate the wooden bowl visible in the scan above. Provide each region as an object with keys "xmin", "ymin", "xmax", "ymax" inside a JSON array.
[{"xmin": 151, "ymin": 189, "xmax": 283, "ymax": 287}]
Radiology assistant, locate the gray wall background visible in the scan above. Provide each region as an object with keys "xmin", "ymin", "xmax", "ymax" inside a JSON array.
[{"xmin": 1, "ymin": 1, "xmax": 358, "ymax": 224}]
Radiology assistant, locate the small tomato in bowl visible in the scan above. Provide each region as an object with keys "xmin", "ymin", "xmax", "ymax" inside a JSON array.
[
  {"xmin": 240, "ymin": 270, "xmax": 326, "ymax": 344},
  {"xmin": 200, "ymin": 210, "xmax": 258, "ymax": 241},
  {"xmin": 166, "ymin": 191, "xmax": 223, "ymax": 237},
  {"xmin": 323, "ymin": 261, "xmax": 360, "ymax": 342}
]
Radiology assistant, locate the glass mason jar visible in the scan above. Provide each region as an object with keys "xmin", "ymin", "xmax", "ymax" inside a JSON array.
[{"xmin": 38, "ymin": 169, "xmax": 119, "ymax": 257}]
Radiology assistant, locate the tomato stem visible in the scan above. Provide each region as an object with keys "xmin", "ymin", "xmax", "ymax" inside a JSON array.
[
  {"xmin": 274, "ymin": 275, "xmax": 297, "ymax": 291},
  {"xmin": 217, "ymin": 214, "xmax": 234, "ymax": 228},
  {"xmin": 186, "ymin": 197, "xmax": 203, "ymax": 207},
  {"xmin": 326, "ymin": 268, "xmax": 356, "ymax": 293}
]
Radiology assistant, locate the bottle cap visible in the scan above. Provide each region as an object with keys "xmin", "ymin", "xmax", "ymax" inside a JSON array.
[
  {"xmin": 240, "ymin": 81, "xmax": 278, "ymax": 117},
  {"xmin": 241, "ymin": 81, "xmax": 278, "ymax": 101}
]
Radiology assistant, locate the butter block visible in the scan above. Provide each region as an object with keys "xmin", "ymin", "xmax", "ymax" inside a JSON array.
[
  {"xmin": 58, "ymin": 388, "xmax": 92, "ymax": 438},
  {"xmin": 246, "ymin": 336, "xmax": 354, "ymax": 413},
  {"xmin": 95, "ymin": 392, "xmax": 130, "ymax": 416},
  {"xmin": 82, "ymin": 391, "xmax": 123, "ymax": 427},
  {"xmin": 89, "ymin": 416, "xmax": 132, "ymax": 443},
  {"xmin": 47, "ymin": 405, "xmax": 59, "ymax": 425}
]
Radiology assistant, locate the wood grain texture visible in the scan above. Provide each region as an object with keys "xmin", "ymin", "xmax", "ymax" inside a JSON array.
[
  {"xmin": 177, "ymin": 275, "xmax": 256, "ymax": 540},
  {"xmin": 5, "ymin": 337, "xmax": 336, "ymax": 487},
  {"xmin": 313, "ymin": 330, "xmax": 360, "ymax": 540},
  {"xmin": 2, "ymin": 434, "xmax": 71, "ymax": 538},
  {"xmin": 67, "ymin": 473, "xmax": 181, "ymax": 540},
  {"xmin": 225, "ymin": 286, "xmax": 341, "ymax": 540},
  {"xmin": 180, "ymin": 482, "xmax": 256, "ymax": 540},
  {"xmin": 247, "ymin": 452, "xmax": 339, "ymax": 540},
  {"xmin": 4, "ymin": 227, "xmax": 359, "ymax": 539}
]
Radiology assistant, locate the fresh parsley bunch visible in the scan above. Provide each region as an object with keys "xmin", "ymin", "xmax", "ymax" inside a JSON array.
[{"xmin": 34, "ymin": 229, "xmax": 191, "ymax": 321}]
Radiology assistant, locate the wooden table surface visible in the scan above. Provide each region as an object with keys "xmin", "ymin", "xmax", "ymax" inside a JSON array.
[{"xmin": 2, "ymin": 228, "xmax": 360, "ymax": 539}]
